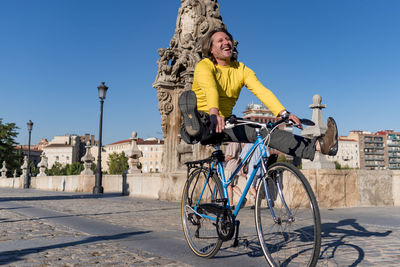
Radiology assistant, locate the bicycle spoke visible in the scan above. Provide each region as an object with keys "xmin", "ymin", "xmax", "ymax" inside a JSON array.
[
  {"xmin": 255, "ymin": 162, "xmax": 321, "ymax": 266},
  {"xmin": 181, "ymin": 168, "xmax": 223, "ymax": 258}
]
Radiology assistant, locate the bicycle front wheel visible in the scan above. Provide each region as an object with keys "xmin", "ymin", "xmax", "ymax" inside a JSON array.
[
  {"xmin": 181, "ymin": 167, "xmax": 224, "ymax": 258},
  {"xmin": 255, "ymin": 162, "xmax": 321, "ymax": 267}
]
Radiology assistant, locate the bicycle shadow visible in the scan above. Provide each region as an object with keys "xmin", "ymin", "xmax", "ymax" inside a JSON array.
[
  {"xmin": 319, "ymin": 218, "xmax": 392, "ymax": 266},
  {"xmin": 217, "ymin": 218, "xmax": 392, "ymax": 266}
]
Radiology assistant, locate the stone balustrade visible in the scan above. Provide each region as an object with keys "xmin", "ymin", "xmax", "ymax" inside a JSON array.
[{"xmin": 0, "ymin": 169, "xmax": 399, "ymax": 208}]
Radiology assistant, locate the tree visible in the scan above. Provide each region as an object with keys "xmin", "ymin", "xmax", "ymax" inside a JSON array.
[
  {"xmin": 46, "ymin": 162, "xmax": 67, "ymax": 176},
  {"xmin": 66, "ymin": 162, "xmax": 84, "ymax": 175},
  {"xmin": 107, "ymin": 152, "xmax": 128, "ymax": 174},
  {"xmin": 334, "ymin": 161, "xmax": 341, "ymax": 170},
  {"xmin": 0, "ymin": 118, "xmax": 20, "ymax": 177}
]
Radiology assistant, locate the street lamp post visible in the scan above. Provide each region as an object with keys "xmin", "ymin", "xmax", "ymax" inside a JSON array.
[
  {"xmin": 24, "ymin": 120, "xmax": 33, "ymax": 189},
  {"xmin": 93, "ymin": 82, "xmax": 108, "ymax": 194}
]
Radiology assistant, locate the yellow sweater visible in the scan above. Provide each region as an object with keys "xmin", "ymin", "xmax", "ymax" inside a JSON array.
[{"xmin": 192, "ymin": 58, "xmax": 285, "ymax": 118}]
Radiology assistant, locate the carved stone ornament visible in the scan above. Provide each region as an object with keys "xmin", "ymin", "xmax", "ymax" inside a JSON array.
[
  {"xmin": 37, "ymin": 152, "xmax": 48, "ymax": 177},
  {"xmin": 81, "ymin": 142, "xmax": 95, "ymax": 175},
  {"xmin": 128, "ymin": 131, "xmax": 143, "ymax": 174},
  {"xmin": 1, "ymin": 161, "xmax": 7, "ymax": 178},
  {"xmin": 153, "ymin": 0, "xmax": 227, "ymax": 173}
]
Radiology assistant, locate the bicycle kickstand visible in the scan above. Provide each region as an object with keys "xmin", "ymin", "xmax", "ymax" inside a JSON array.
[{"xmin": 233, "ymin": 220, "xmax": 240, "ymax": 247}]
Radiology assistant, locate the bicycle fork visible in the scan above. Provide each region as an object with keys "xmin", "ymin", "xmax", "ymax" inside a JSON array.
[{"xmin": 262, "ymin": 170, "xmax": 294, "ymax": 224}]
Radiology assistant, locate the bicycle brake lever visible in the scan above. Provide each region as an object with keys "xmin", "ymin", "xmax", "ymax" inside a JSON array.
[
  {"xmin": 300, "ymin": 118, "xmax": 315, "ymax": 126},
  {"xmin": 225, "ymin": 122, "xmax": 235, "ymax": 129}
]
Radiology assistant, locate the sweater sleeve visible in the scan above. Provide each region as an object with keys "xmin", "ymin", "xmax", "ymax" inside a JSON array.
[
  {"xmin": 193, "ymin": 60, "xmax": 220, "ymax": 111},
  {"xmin": 243, "ymin": 66, "xmax": 285, "ymax": 117}
]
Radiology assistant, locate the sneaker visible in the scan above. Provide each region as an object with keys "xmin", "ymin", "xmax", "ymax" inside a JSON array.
[
  {"xmin": 178, "ymin": 90, "xmax": 201, "ymax": 137},
  {"xmin": 318, "ymin": 117, "xmax": 338, "ymax": 156}
]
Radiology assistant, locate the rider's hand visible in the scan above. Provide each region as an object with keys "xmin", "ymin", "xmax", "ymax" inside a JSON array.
[
  {"xmin": 289, "ymin": 114, "xmax": 303, "ymax": 129},
  {"xmin": 209, "ymin": 108, "xmax": 225, "ymax": 133}
]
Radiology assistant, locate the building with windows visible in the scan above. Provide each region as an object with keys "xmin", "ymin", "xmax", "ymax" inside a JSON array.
[
  {"xmin": 379, "ymin": 130, "xmax": 400, "ymax": 170},
  {"xmin": 243, "ymin": 103, "xmax": 278, "ymax": 124},
  {"xmin": 16, "ymin": 138, "xmax": 49, "ymax": 167},
  {"xmin": 343, "ymin": 130, "xmax": 387, "ymax": 170},
  {"xmin": 327, "ymin": 137, "xmax": 359, "ymax": 168},
  {"xmin": 98, "ymin": 137, "xmax": 164, "ymax": 173},
  {"xmin": 44, "ymin": 135, "xmax": 81, "ymax": 168},
  {"xmin": 137, "ymin": 138, "xmax": 164, "ymax": 173}
]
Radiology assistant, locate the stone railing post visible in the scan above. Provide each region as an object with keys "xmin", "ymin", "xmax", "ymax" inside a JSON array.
[
  {"xmin": 37, "ymin": 152, "xmax": 48, "ymax": 176},
  {"xmin": 81, "ymin": 142, "xmax": 95, "ymax": 175},
  {"xmin": 301, "ymin": 94, "xmax": 335, "ymax": 169},
  {"xmin": 1, "ymin": 161, "xmax": 7, "ymax": 178},
  {"xmin": 128, "ymin": 132, "xmax": 143, "ymax": 174},
  {"xmin": 21, "ymin": 155, "xmax": 28, "ymax": 179}
]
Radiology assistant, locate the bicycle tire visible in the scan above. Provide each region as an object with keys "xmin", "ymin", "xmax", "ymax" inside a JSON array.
[
  {"xmin": 181, "ymin": 167, "xmax": 224, "ymax": 258},
  {"xmin": 255, "ymin": 162, "xmax": 321, "ymax": 266}
]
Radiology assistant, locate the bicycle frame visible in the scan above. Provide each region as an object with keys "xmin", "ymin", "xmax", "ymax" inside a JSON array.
[{"xmin": 193, "ymin": 128, "xmax": 271, "ymax": 221}]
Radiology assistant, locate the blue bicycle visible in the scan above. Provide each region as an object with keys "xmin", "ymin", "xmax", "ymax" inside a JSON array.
[{"xmin": 181, "ymin": 116, "xmax": 321, "ymax": 266}]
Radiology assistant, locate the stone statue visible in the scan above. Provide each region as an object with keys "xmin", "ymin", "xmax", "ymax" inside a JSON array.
[{"xmin": 153, "ymin": 0, "xmax": 227, "ymax": 173}]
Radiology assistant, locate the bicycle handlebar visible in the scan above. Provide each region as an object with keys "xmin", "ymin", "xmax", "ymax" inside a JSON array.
[{"xmin": 225, "ymin": 115, "xmax": 314, "ymax": 130}]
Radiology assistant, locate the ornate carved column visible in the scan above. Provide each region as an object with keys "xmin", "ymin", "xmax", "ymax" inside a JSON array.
[{"xmin": 153, "ymin": 0, "xmax": 226, "ymax": 173}]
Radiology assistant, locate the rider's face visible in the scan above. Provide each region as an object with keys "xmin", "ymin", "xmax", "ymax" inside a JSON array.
[{"xmin": 210, "ymin": 31, "xmax": 233, "ymax": 65}]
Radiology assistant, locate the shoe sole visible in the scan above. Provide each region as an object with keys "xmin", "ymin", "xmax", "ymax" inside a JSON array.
[
  {"xmin": 327, "ymin": 117, "xmax": 338, "ymax": 156},
  {"xmin": 178, "ymin": 90, "xmax": 201, "ymax": 136}
]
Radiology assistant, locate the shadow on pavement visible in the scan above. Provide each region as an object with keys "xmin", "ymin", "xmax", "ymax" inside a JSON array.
[
  {"xmin": 320, "ymin": 218, "xmax": 392, "ymax": 266},
  {"xmin": 212, "ymin": 218, "xmax": 392, "ymax": 266},
  {"xmin": 0, "ymin": 231, "xmax": 151, "ymax": 265}
]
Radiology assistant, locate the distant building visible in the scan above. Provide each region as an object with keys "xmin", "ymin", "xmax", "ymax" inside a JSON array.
[
  {"xmin": 242, "ymin": 102, "xmax": 290, "ymax": 157},
  {"xmin": 327, "ymin": 136, "xmax": 359, "ymax": 169},
  {"xmin": 15, "ymin": 138, "xmax": 49, "ymax": 167},
  {"xmin": 138, "ymin": 138, "xmax": 164, "ymax": 173},
  {"xmin": 378, "ymin": 130, "xmax": 400, "ymax": 170},
  {"xmin": 44, "ymin": 134, "xmax": 97, "ymax": 168},
  {"xmin": 44, "ymin": 135, "xmax": 81, "ymax": 168},
  {"xmin": 341, "ymin": 130, "xmax": 387, "ymax": 170},
  {"xmin": 96, "ymin": 137, "xmax": 164, "ymax": 173}
]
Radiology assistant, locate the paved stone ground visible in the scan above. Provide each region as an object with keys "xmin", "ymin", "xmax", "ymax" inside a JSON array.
[{"xmin": 0, "ymin": 188, "xmax": 399, "ymax": 266}]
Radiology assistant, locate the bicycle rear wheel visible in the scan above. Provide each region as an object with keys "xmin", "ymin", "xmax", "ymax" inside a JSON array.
[
  {"xmin": 255, "ymin": 162, "xmax": 321, "ymax": 266},
  {"xmin": 181, "ymin": 167, "xmax": 224, "ymax": 258}
]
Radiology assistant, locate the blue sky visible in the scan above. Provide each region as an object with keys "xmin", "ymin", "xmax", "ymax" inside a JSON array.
[{"xmin": 1, "ymin": 0, "xmax": 399, "ymax": 145}]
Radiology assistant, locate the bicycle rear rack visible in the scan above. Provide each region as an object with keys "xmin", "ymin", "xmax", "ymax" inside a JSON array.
[{"xmin": 184, "ymin": 149, "xmax": 225, "ymax": 179}]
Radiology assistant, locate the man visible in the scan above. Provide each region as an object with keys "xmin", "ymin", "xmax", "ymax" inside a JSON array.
[
  {"xmin": 179, "ymin": 28, "xmax": 338, "ymax": 160},
  {"xmin": 224, "ymin": 142, "xmax": 243, "ymax": 208}
]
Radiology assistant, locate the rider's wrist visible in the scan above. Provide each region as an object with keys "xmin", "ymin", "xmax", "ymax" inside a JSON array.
[{"xmin": 280, "ymin": 110, "xmax": 290, "ymax": 117}]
